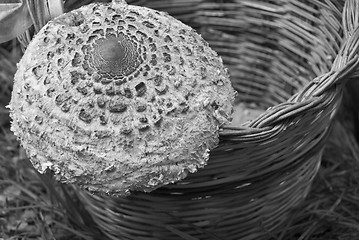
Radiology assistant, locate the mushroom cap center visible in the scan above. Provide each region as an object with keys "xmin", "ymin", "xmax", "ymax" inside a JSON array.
[
  {"xmin": 88, "ymin": 34, "xmax": 142, "ymax": 79},
  {"xmin": 98, "ymin": 39, "xmax": 125, "ymax": 62}
]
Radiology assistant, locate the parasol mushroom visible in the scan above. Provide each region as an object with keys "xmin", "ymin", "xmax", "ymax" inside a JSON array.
[{"xmin": 9, "ymin": 0, "xmax": 236, "ymax": 196}]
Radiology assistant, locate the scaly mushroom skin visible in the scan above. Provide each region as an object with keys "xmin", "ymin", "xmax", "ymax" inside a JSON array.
[{"xmin": 9, "ymin": 1, "xmax": 236, "ymax": 196}]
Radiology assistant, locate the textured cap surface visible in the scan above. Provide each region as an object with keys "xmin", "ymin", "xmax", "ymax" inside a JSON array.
[{"xmin": 9, "ymin": 1, "xmax": 236, "ymax": 196}]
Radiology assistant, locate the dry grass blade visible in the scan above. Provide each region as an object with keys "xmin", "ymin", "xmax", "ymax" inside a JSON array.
[
  {"xmin": 0, "ymin": 127, "xmax": 93, "ymax": 240},
  {"xmin": 17, "ymin": 29, "xmax": 32, "ymax": 52},
  {"xmin": 16, "ymin": 0, "xmax": 64, "ymax": 50},
  {"xmin": 0, "ymin": 43, "xmax": 21, "ymax": 127}
]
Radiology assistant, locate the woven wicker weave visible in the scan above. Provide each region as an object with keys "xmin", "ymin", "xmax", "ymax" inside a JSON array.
[{"xmin": 61, "ymin": 0, "xmax": 359, "ymax": 239}]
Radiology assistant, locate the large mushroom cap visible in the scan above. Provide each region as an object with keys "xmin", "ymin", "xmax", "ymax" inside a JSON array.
[{"xmin": 9, "ymin": 1, "xmax": 236, "ymax": 196}]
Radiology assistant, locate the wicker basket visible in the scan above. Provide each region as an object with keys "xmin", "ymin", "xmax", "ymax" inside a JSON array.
[{"xmin": 60, "ymin": 0, "xmax": 359, "ymax": 239}]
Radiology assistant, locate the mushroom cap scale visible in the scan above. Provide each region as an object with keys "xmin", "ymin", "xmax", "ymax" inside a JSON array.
[{"xmin": 9, "ymin": 1, "xmax": 236, "ymax": 196}]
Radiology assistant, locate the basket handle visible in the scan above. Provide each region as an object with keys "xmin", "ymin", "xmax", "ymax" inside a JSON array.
[
  {"xmin": 343, "ymin": 0, "xmax": 359, "ymax": 39},
  {"xmin": 250, "ymin": 1, "xmax": 359, "ymax": 129},
  {"xmin": 313, "ymin": 0, "xmax": 359, "ymax": 96},
  {"xmin": 222, "ymin": 0, "xmax": 359, "ymax": 131}
]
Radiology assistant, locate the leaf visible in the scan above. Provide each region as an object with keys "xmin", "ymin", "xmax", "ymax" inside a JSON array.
[{"xmin": 0, "ymin": 0, "xmax": 33, "ymax": 43}]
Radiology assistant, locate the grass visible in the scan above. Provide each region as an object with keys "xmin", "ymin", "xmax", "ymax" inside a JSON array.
[{"xmin": 275, "ymin": 119, "xmax": 359, "ymax": 240}]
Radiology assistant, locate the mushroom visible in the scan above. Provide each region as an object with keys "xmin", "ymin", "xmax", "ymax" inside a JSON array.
[{"xmin": 9, "ymin": 0, "xmax": 236, "ymax": 196}]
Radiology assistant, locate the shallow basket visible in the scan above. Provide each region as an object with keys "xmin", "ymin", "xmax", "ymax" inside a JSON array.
[{"xmin": 65, "ymin": 0, "xmax": 359, "ymax": 239}]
